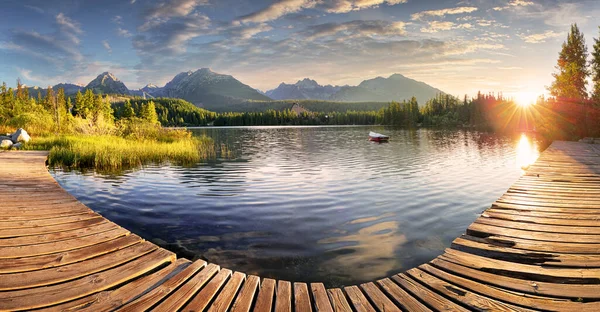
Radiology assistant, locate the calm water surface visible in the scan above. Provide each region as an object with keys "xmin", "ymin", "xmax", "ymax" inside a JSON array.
[{"xmin": 51, "ymin": 127, "xmax": 545, "ymax": 287}]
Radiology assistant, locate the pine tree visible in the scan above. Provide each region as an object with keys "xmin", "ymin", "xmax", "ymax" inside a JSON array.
[
  {"xmin": 140, "ymin": 100, "xmax": 158, "ymax": 124},
  {"xmin": 73, "ymin": 91, "xmax": 84, "ymax": 117},
  {"xmin": 549, "ymin": 24, "xmax": 589, "ymax": 100},
  {"xmin": 591, "ymin": 26, "xmax": 600, "ymax": 104},
  {"xmin": 56, "ymin": 88, "xmax": 67, "ymax": 132},
  {"xmin": 122, "ymin": 100, "xmax": 135, "ymax": 118}
]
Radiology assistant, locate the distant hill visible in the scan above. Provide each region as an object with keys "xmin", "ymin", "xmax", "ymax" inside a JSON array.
[
  {"xmin": 330, "ymin": 74, "xmax": 443, "ymax": 104},
  {"xmin": 266, "ymin": 78, "xmax": 341, "ymax": 100},
  {"xmin": 25, "ymin": 83, "xmax": 83, "ymax": 97},
  {"xmin": 85, "ymin": 72, "xmax": 130, "ymax": 95},
  {"xmin": 142, "ymin": 68, "xmax": 271, "ymax": 111},
  {"xmin": 267, "ymin": 74, "xmax": 444, "ymax": 105}
]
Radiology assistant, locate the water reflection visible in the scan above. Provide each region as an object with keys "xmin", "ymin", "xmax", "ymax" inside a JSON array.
[
  {"xmin": 51, "ymin": 127, "xmax": 545, "ymax": 287},
  {"xmin": 516, "ymin": 133, "xmax": 540, "ymax": 173}
]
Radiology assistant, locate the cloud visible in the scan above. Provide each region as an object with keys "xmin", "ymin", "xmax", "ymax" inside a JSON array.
[
  {"xmin": 518, "ymin": 30, "xmax": 561, "ymax": 43},
  {"xmin": 304, "ymin": 20, "xmax": 406, "ymax": 40},
  {"xmin": 323, "ymin": 0, "xmax": 407, "ymax": 14},
  {"xmin": 112, "ymin": 15, "xmax": 123, "ymax": 25},
  {"xmin": 237, "ymin": 0, "xmax": 408, "ymax": 23},
  {"xmin": 420, "ymin": 21, "xmax": 455, "ymax": 33},
  {"xmin": 2, "ymin": 13, "xmax": 85, "ymax": 63},
  {"xmin": 102, "ymin": 40, "xmax": 112, "ymax": 54},
  {"xmin": 134, "ymin": 12, "xmax": 211, "ymax": 57},
  {"xmin": 24, "ymin": 5, "xmax": 44, "ymax": 14},
  {"xmin": 56, "ymin": 12, "xmax": 83, "ymax": 45},
  {"xmin": 140, "ymin": 0, "xmax": 209, "ymax": 31},
  {"xmin": 117, "ymin": 27, "xmax": 133, "ymax": 38},
  {"xmin": 411, "ymin": 7, "xmax": 478, "ymax": 20},
  {"xmin": 134, "ymin": 0, "xmax": 212, "ymax": 58},
  {"xmin": 237, "ymin": 0, "xmax": 317, "ymax": 24},
  {"xmin": 493, "ymin": 0, "xmax": 535, "ymax": 11}
]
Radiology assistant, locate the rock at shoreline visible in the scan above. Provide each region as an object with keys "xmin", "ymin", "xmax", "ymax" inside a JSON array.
[
  {"xmin": 12, "ymin": 143, "xmax": 23, "ymax": 150},
  {"xmin": 1, "ymin": 140, "xmax": 13, "ymax": 149},
  {"xmin": 11, "ymin": 128, "xmax": 30, "ymax": 143},
  {"xmin": 0, "ymin": 136, "xmax": 11, "ymax": 141}
]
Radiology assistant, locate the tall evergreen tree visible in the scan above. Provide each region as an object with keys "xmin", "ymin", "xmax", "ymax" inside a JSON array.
[
  {"xmin": 121, "ymin": 100, "xmax": 135, "ymax": 118},
  {"xmin": 73, "ymin": 91, "xmax": 84, "ymax": 117},
  {"xmin": 140, "ymin": 100, "xmax": 158, "ymax": 124},
  {"xmin": 549, "ymin": 24, "xmax": 589, "ymax": 100},
  {"xmin": 592, "ymin": 26, "xmax": 600, "ymax": 103}
]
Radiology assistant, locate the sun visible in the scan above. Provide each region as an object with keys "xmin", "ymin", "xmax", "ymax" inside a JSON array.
[{"xmin": 514, "ymin": 92, "xmax": 538, "ymax": 108}]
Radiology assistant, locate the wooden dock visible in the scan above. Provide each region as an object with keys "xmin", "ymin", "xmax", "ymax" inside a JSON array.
[{"xmin": 2, "ymin": 141, "xmax": 600, "ymax": 311}]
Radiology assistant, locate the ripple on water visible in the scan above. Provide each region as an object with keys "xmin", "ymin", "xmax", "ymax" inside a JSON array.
[{"xmin": 51, "ymin": 127, "xmax": 545, "ymax": 287}]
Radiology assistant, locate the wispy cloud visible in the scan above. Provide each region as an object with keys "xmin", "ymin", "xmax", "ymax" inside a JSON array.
[
  {"xmin": 518, "ymin": 30, "xmax": 561, "ymax": 43},
  {"xmin": 102, "ymin": 40, "xmax": 112, "ymax": 54},
  {"xmin": 24, "ymin": 5, "xmax": 44, "ymax": 14},
  {"xmin": 411, "ymin": 7, "xmax": 478, "ymax": 20},
  {"xmin": 237, "ymin": 0, "xmax": 317, "ymax": 24},
  {"xmin": 420, "ymin": 21, "xmax": 455, "ymax": 33},
  {"xmin": 117, "ymin": 27, "xmax": 132, "ymax": 38},
  {"xmin": 304, "ymin": 20, "xmax": 406, "ymax": 40},
  {"xmin": 493, "ymin": 0, "xmax": 535, "ymax": 11},
  {"xmin": 323, "ymin": 0, "xmax": 407, "ymax": 14},
  {"xmin": 112, "ymin": 15, "xmax": 123, "ymax": 25}
]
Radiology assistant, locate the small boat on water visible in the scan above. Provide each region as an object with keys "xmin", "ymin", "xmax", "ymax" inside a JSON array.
[{"xmin": 369, "ymin": 131, "xmax": 389, "ymax": 142}]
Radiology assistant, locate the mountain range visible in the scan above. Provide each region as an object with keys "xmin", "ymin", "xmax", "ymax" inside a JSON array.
[
  {"xmin": 266, "ymin": 74, "xmax": 443, "ymax": 104},
  {"xmin": 24, "ymin": 69, "xmax": 444, "ymax": 110}
]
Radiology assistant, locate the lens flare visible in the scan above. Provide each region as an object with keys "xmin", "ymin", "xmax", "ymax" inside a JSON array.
[{"xmin": 516, "ymin": 133, "xmax": 539, "ymax": 174}]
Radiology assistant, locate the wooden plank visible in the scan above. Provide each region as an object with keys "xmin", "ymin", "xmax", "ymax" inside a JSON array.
[
  {"xmin": 310, "ymin": 283, "xmax": 333, "ymax": 312},
  {"xmin": 117, "ymin": 259, "xmax": 207, "ymax": 311},
  {"xmin": 468, "ymin": 222, "xmax": 600, "ymax": 243},
  {"xmin": 392, "ymin": 274, "xmax": 469, "ymax": 312},
  {"xmin": 0, "ymin": 242, "xmax": 157, "ymax": 290},
  {"xmin": 0, "ymin": 212, "xmax": 100, "ymax": 229},
  {"xmin": 405, "ymin": 268, "xmax": 536, "ymax": 312},
  {"xmin": 151, "ymin": 263, "xmax": 220, "ymax": 312},
  {"xmin": 486, "ymin": 207, "xmax": 600, "ymax": 220},
  {"xmin": 326, "ymin": 288, "xmax": 353, "ymax": 312},
  {"xmin": 0, "ymin": 217, "xmax": 105, "ymax": 238},
  {"xmin": 230, "ymin": 275, "xmax": 260, "ymax": 312},
  {"xmin": 430, "ymin": 257, "xmax": 600, "ymax": 299},
  {"xmin": 275, "ymin": 280, "xmax": 292, "ymax": 312},
  {"xmin": 452, "ymin": 235, "xmax": 600, "ymax": 267},
  {"xmin": 482, "ymin": 210, "xmax": 600, "ymax": 227},
  {"xmin": 254, "ymin": 278, "xmax": 276, "ymax": 312},
  {"xmin": 359, "ymin": 282, "xmax": 401, "ymax": 312},
  {"xmin": 377, "ymin": 278, "xmax": 431, "ymax": 312},
  {"xmin": 208, "ymin": 271, "xmax": 246, "ymax": 312},
  {"xmin": 0, "ymin": 234, "xmax": 141, "ymax": 274},
  {"xmin": 440, "ymin": 248, "xmax": 600, "ymax": 282},
  {"xmin": 343, "ymin": 285, "xmax": 376, "ymax": 312},
  {"xmin": 36, "ymin": 258, "xmax": 191, "ymax": 312},
  {"xmin": 180, "ymin": 269, "xmax": 232, "ymax": 312},
  {"xmin": 294, "ymin": 282, "xmax": 312, "ymax": 312},
  {"xmin": 476, "ymin": 217, "xmax": 600, "ymax": 234},
  {"xmin": 0, "ymin": 248, "xmax": 175, "ymax": 311},
  {"xmin": 0, "ymin": 221, "xmax": 119, "ymax": 247},
  {"xmin": 418, "ymin": 264, "xmax": 600, "ymax": 312},
  {"xmin": 0, "ymin": 227, "xmax": 129, "ymax": 260}
]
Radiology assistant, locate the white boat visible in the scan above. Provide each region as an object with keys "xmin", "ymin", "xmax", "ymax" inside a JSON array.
[{"xmin": 369, "ymin": 131, "xmax": 389, "ymax": 142}]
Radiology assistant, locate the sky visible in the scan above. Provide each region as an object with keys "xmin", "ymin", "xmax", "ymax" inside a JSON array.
[{"xmin": 1, "ymin": 0, "xmax": 599, "ymax": 102}]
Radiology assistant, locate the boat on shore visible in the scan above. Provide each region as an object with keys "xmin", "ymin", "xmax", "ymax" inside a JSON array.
[{"xmin": 369, "ymin": 131, "xmax": 389, "ymax": 142}]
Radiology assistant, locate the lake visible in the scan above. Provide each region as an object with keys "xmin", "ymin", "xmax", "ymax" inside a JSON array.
[{"xmin": 51, "ymin": 126, "xmax": 545, "ymax": 287}]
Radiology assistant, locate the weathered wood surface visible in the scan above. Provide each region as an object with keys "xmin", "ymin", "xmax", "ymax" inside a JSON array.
[{"xmin": 2, "ymin": 141, "xmax": 600, "ymax": 311}]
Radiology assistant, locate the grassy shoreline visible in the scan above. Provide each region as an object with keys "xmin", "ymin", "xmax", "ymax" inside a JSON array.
[{"xmin": 23, "ymin": 134, "xmax": 215, "ymax": 172}]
